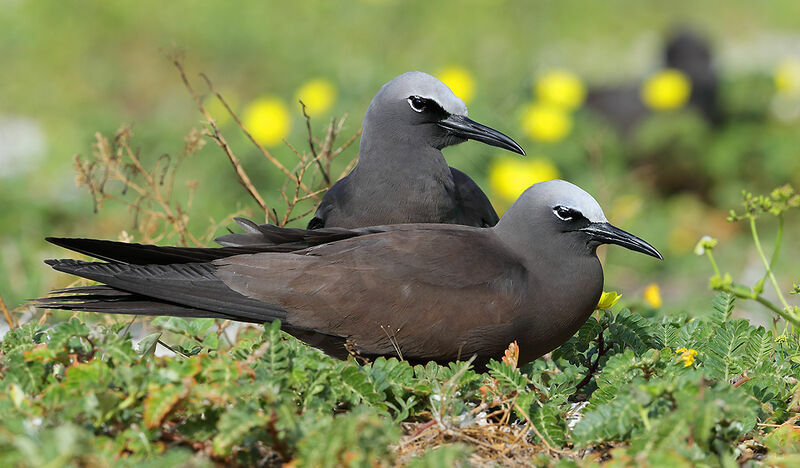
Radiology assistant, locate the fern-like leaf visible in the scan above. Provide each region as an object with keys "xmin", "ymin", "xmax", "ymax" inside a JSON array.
[
  {"xmin": 711, "ymin": 292, "xmax": 736, "ymax": 325},
  {"xmin": 702, "ymin": 319, "xmax": 751, "ymax": 382},
  {"xmin": 486, "ymin": 360, "xmax": 529, "ymax": 393},
  {"xmin": 608, "ymin": 308, "xmax": 660, "ymax": 353}
]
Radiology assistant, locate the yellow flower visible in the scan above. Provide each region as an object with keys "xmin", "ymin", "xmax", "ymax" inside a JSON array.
[
  {"xmin": 643, "ymin": 283, "xmax": 662, "ymax": 308},
  {"xmin": 596, "ymin": 291, "xmax": 622, "ymax": 310},
  {"xmin": 675, "ymin": 347, "xmax": 698, "ymax": 367},
  {"xmin": 437, "ymin": 66, "xmax": 476, "ymax": 104},
  {"xmin": 536, "ymin": 69, "xmax": 586, "ymax": 110},
  {"xmin": 243, "ymin": 97, "xmax": 291, "ymax": 146},
  {"xmin": 521, "ymin": 103, "xmax": 572, "ymax": 142},
  {"xmin": 296, "ymin": 79, "xmax": 337, "ymax": 117},
  {"xmin": 641, "ymin": 69, "xmax": 692, "ymax": 110},
  {"xmin": 489, "ymin": 155, "xmax": 560, "ymax": 202},
  {"xmin": 775, "ymin": 59, "xmax": 800, "ymax": 97}
]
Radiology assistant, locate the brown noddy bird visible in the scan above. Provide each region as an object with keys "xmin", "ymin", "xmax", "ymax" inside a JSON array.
[
  {"xmin": 37, "ymin": 180, "xmax": 661, "ymax": 368},
  {"xmin": 307, "ymin": 71, "xmax": 525, "ymax": 229}
]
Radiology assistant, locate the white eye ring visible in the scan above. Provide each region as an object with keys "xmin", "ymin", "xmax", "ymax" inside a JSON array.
[
  {"xmin": 407, "ymin": 96, "xmax": 426, "ymax": 113},
  {"xmin": 553, "ymin": 206, "xmax": 576, "ymax": 221}
]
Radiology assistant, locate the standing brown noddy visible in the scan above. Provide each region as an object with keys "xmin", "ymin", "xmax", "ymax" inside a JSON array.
[
  {"xmin": 37, "ymin": 180, "xmax": 660, "ymax": 368},
  {"xmin": 307, "ymin": 71, "xmax": 525, "ymax": 229}
]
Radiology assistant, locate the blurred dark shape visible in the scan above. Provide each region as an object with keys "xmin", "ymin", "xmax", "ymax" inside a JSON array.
[
  {"xmin": 585, "ymin": 29, "xmax": 721, "ymax": 201},
  {"xmin": 586, "ymin": 29, "xmax": 721, "ymax": 134},
  {"xmin": 664, "ymin": 29, "xmax": 721, "ymax": 125}
]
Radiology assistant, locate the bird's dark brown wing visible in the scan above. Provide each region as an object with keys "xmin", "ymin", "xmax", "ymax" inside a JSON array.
[
  {"xmin": 46, "ymin": 219, "xmax": 425, "ymax": 266},
  {"xmin": 45, "ymin": 237, "xmax": 270, "ymax": 265},
  {"xmin": 305, "ymin": 175, "xmax": 351, "ymax": 229},
  {"xmin": 214, "ymin": 228, "xmax": 528, "ymax": 363},
  {"xmin": 449, "ymin": 167, "xmax": 500, "ymax": 227},
  {"xmin": 42, "ymin": 259, "xmax": 287, "ymax": 323},
  {"xmin": 215, "ymin": 217, "xmax": 406, "ymax": 249}
]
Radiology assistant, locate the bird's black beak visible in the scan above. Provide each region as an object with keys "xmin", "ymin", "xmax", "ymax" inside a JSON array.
[
  {"xmin": 438, "ymin": 115, "xmax": 526, "ymax": 155},
  {"xmin": 581, "ymin": 222, "xmax": 663, "ymax": 260}
]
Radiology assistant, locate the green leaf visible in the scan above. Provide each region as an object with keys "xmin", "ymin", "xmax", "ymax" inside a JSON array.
[
  {"xmin": 211, "ymin": 404, "xmax": 268, "ymax": 456},
  {"xmin": 702, "ymin": 319, "xmax": 752, "ymax": 382},
  {"xmin": 99, "ymin": 334, "xmax": 136, "ymax": 365},
  {"xmin": 653, "ymin": 316, "xmax": 683, "ymax": 349},
  {"xmin": 62, "ymin": 359, "xmax": 111, "ymax": 391},
  {"xmin": 745, "ymin": 326, "xmax": 774, "ymax": 372},
  {"xmin": 294, "ymin": 408, "xmax": 399, "ymax": 468},
  {"xmin": 0, "ymin": 323, "xmax": 45, "ymax": 355},
  {"xmin": 137, "ymin": 332, "xmax": 162, "ymax": 358},
  {"xmin": 711, "ymin": 292, "xmax": 736, "ymax": 325},
  {"xmin": 143, "ymin": 383, "xmax": 187, "ymax": 429},
  {"xmin": 608, "ymin": 308, "xmax": 660, "ymax": 353},
  {"xmin": 47, "ymin": 319, "xmax": 90, "ymax": 352},
  {"xmin": 261, "ymin": 320, "xmax": 289, "ymax": 373},
  {"xmin": 589, "ymin": 349, "xmax": 662, "ymax": 407},
  {"xmin": 529, "ymin": 405, "xmax": 566, "ymax": 447},
  {"xmin": 338, "ymin": 365, "xmax": 385, "ymax": 409},
  {"xmin": 486, "ymin": 360, "xmax": 529, "ymax": 393},
  {"xmin": 5, "ymin": 352, "xmax": 45, "ymax": 393}
]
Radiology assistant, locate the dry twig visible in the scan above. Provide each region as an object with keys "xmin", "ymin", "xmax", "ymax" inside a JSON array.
[
  {"xmin": 0, "ymin": 292, "xmax": 16, "ymax": 329},
  {"xmin": 170, "ymin": 57, "xmax": 360, "ymax": 227},
  {"xmin": 74, "ymin": 126, "xmax": 213, "ymax": 246}
]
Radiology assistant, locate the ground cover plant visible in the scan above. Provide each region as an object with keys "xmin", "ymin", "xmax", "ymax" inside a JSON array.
[
  {"xmin": 1, "ymin": 292, "xmax": 799, "ymax": 466},
  {"xmin": 1, "ymin": 59, "xmax": 800, "ymax": 466}
]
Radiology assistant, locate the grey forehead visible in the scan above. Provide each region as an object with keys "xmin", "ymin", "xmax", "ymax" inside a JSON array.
[
  {"xmin": 527, "ymin": 180, "xmax": 608, "ymax": 223},
  {"xmin": 379, "ymin": 71, "xmax": 468, "ymax": 116}
]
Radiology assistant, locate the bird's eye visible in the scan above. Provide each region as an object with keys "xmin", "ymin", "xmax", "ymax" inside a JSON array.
[
  {"xmin": 553, "ymin": 206, "xmax": 579, "ymax": 221},
  {"xmin": 408, "ymin": 96, "xmax": 427, "ymax": 112}
]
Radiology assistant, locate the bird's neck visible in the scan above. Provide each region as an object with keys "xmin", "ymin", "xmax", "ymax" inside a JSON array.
[{"xmin": 354, "ymin": 129, "xmax": 452, "ymax": 180}]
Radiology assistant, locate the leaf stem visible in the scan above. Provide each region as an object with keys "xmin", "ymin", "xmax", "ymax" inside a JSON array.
[
  {"xmin": 749, "ymin": 216, "xmax": 792, "ymax": 311},
  {"xmin": 705, "ymin": 250, "xmax": 721, "ymax": 277}
]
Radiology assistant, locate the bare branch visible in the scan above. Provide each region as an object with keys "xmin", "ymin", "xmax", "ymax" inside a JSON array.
[
  {"xmin": 0, "ymin": 292, "xmax": 16, "ymax": 329},
  {"xmin": 299, "ymin": 100, "xmax": 330, "ymax": 185},
  {"xmin": 172, "ymin": 59, "xmax": 276, "ymax": 223}
]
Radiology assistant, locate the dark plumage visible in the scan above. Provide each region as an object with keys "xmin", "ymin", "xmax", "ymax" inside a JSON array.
[
  {"xmin": 307, "ymin": 72, "xmax": 523, "ymax": 230},
  {"xmin": 37, "ymin": 181, "xmax": 661, "ymax": 368}
]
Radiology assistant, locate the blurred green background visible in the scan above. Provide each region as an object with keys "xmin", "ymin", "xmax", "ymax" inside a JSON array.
[{"xmin": 2, "ymin": 0, "xmax": 799, "ymax": 323}]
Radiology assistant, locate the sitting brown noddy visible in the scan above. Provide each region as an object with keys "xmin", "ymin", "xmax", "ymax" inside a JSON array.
[
  {"xmin": 307, "ymin": 71, "xmax": 525, "ymax": 229},
  {"xmin": 37, "ymin": 180, "xmax": 660, "ymax": 368}
]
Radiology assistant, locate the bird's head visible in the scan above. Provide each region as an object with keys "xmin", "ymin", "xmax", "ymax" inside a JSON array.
[
  {"xmin": 497, "ymin": 180, "xmax": 662, "ymax": 260},
  {"xmin": 363, "ymin": 71, "xmax": 525, "ymax": 155}
]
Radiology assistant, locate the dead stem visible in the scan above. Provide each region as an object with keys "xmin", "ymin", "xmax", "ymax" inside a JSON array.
[
  {"xmin": 299, "ymin": 100, "xmax": 330, "ymax": 185},
  {"xmin": 172, "ymin": 60, "xmax": 276, "ymax": 223},
  {"xmin": 0, "ymin": 292, "xmax": 16, "ymax": 329},
  {"xmin": 196, "ymin": 72, "xmax": 319, "ymax": 203}
]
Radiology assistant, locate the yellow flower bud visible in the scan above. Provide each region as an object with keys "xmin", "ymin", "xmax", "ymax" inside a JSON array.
[
  {"xmin": 521, "ymin": 103, "xmax": 572, "ymax": 142},
  {"xmin": 437, "ymin": 66, "xmax": 476, "ymax": 104},
  {"xmin": 489, "ymin": 156, "xmax": 560, "ymax": 202},
  {"xmin": 641, "ymin": 69, "xmax": 691, "ymax": 110},
  {"xmin": 243, "ymin": 97, "xmax": 291, "ymax": 146},
  {"xmin": 536, "ymin": 70, "xmax": 586, "ymax": 110},
  {"xmin": 643, "ymin": 283, "xmax": 662, "ymax": 308},
  {"xmin": 296, "ymin": 79, "xmax": 337, "ymax": 117}
]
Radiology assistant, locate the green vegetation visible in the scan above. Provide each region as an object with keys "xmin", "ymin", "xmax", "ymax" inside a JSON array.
[
  {"xmin": 1, "ymin": 289, "xmax": 798, "ymax": 466},
  {"xmin": 2, "ymin": 1, "xmax": 800, "ymax": 465}
]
